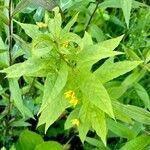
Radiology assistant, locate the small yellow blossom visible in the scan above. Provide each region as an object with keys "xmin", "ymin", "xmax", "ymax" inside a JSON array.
[
  {"xmin": 71, "ymin": 118, "xmax": 80, "ymax": 126},
  {"xmin": 64, "ymin": 90, "xmax": 75, "ymax": 98},
  {"xmin": 69, "ymin": 96, "xmax": 78, "ymax": 107},
  {"xmin": 62, "ymin": 41, "xmax": 69, "ymax": 48},
  {"xmin": 64, "ymin": 90, "xmax": 78, "ymax": 107},
  {"xmin": 42, "ymin": 24, "xmax": 48, "ymax": 28},
  {"xmin": 36, "ymin": 22, "xmax": 48, "ymax": 29}
]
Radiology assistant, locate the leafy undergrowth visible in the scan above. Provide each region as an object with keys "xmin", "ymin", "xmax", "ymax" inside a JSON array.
[{"xmin": 0, "ymin": 0, "xmax": 150, "ymax": 150}]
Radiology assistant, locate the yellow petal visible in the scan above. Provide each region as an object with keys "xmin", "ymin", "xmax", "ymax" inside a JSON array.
[
  {"xmin": 64, "ymin": 90, "xmax": 74, "ymax": 98},
  {"xmin": 62, "ymin": 41, "xmax": 69, "ymax": 48},
  {"xmin": 71, "ymin": 119, "xmax": 80, "ymax": 126}
]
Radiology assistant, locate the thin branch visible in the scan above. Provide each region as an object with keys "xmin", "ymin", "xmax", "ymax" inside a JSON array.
[
  {"xmin": 8, "ymin": 0, "xmax": 13, "ymax": 66},
  {"xmin": 85, "ymin": 0, "xmax": 100, "ymax": 31},
  {"xmin": 6, "ymin": 0, "xmax": 13, "ymax": 133},
  {"xmin": 63, "ymin": 135, "xmax": 75, "ymax": 150}
]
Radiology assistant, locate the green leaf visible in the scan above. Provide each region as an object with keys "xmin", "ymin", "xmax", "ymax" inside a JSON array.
[
  {"xmin": 1, "ymin": 58, "xmax": 53, "ymax": 78},
  {"xmin": 99, "ymin": 0, "xmax": 122, "ymax": 8},
  {"xmin": 121, "ymin": 0, "xmax": 132, "ymax": 28},
  {"xmin": 145, "ymin": 63, "xmax": 150, "ymax": 72},
  {"xmin": 0, "ymin": 37, "xmax": 9, "ymax": 68},
  {"xmin": 24, "ymin": 76, "xmax": 44, "ymax": 91},
  {"xmin": 132, "ymin": 1, "xmax": 148, "ymax": 8},
  {"xmin": 0, "ymin": 10, "xmax": 9, "ymax": 25},
  {"xmin": 65, "ymin": 108, "xmax": 80, "ymax": 129},
  {"xmin": 94, "ymin": 60, "xmax": 143, "ymax": 83},
  {"xmin": 85, "ymin": 137, "xmax": 110, "ymax": 150},
  {"xmin": 12, "ymin": 0, "xmax": 30, "ymax": 16},
  {"xmin": 48, "ymin": 7, "xmax": 62, "ymax": 39},
  {"xmin": 78, "ymin": 100, "xmax": 92, "ymax": 142},
  {"xmin": 63, "ymin": 13, "xmax": 79, "ymax": 32},
  {"xmin": 60, "ymin": 0, "xmax": 73, "ymax": 10},
  {"xmin": 39, "ymin": 62, "xmax": 68, "ymax": 113},
  {"xmin": 13, "ymin": 34, "xmax": 31, "ymax": 57},
  {"xmin": 13, "ymin": 0, "xmax": 57, "ymax": 16},
  {"xmin": 120, "ymin": 134, "xmax": 150, "ymax": 150},
  {"xmin": 99, "ymin": 0, "xmax": 144, "ymax": 28},
  {"xmin": 14, "ymin": 20, "xmax": 41, "ymax": 38},
  {"xmin": 66, "ymin": 100, "xmax": 108, "ymax": 145},
  {"xmin": 82, "ymin": 32, "xmax": 93, "ymax": 48},
  {"xmin": 38, "ymin": 94, "xmax": 69, "ymax": 132},
  {"xmin": 78, "ymin": 48, "xmax": 123, "ymax": 71},
  {"xmin": 72, "ymin": 101, "xmax": 109, "ymax": 145},
  {"xmin": 77, "ymin": 35, "xmax": 124, "ymax": 71},
  {"xmin": 16, "ymin": 130, "xmax": 43, "ymax": 150},
  {"xmin": 107, "ymin": 83, "xmax": 127, "ymax": 100},
  {"xmin": 91, "ymin": 108, "xmax": 107, "ymax": 146},
  {"xmin": 124, "ymin": 48, "xmax": 141, "ymax": 61},
  {"xmin": 109, "ymin": 16, "xmax": 126, "ymax": 28},
  {"xmin": 31, "ymin": 0, "xmax": 57, "ymax": 10},
  {"xmin": 113, "ymin": 101, "xmax": 150, "ymax": 125},
  {"xmin": 9, "ymin": 78, "xmax": 33, "ymax": 118},
  {"xmin": 32, "ymin": 34, "xmax": 54, "ymax": 58},
  {"xmin": 1, "ymin": 147, "xmax": 6, "ymax": 150},
  {"xmin": 113, "ymin": 101, "xmax": 133, "ymax": 124},
  {"xmin": 97, "ymin": 35, "xmax": 124, "ymax": 51},
  {"xmin": 107, "ymin": 119, "xmax": 136, "ymax": 140},
  {"xmin": 122, "ymin": 69, "xmax": 144, "ymax": 87},
  {"xmin": 145, "ymin": 50, "xmax": 150, "ymax": 63},
  {"xmin": 11, "ymin": 120, "xmax": 31, "ymax": 127},
  {"xmin": 80, "ymin": 73, "xmax": 114, "ymax": 118},
  {"xmin": 34, "ymin": 141, "xmax": 63, "ymax": 150},
  {"xmin": 107, "ymin": 70, "xmax": 144, "ymax": 101},
  {"xmin": 10, "ymin": 145, "xmax": 16, "ymax": 150},
  {"xmin": 134, "ymin": 83, "xmax": 150, "ymax": 110},
  {"xmin": 89, "ymin": 25, "xmax": 105, "ymax": 42},
  {"xmin": 99, "ymin": 0, "xmax": 147, "ymax": 9},
  {"xmin": 38, "ymin": 62, "xmax": 69, "ymax": 132},
  {"xmin": 107, "ymin": 67, "xmax": 145, "ymax": 100}
]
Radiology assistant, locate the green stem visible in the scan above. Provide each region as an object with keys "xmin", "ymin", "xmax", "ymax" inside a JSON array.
[
  {"xmin": 85, "ymin": 0, "xmax": 100, "ymax": 31},
  {"xmin": 5, "ymin": 0, "xmax": 13, "ymax": 136},
  {"xmin": 8, "ymin": 0, "xmax": 13, "ymax": 66}
]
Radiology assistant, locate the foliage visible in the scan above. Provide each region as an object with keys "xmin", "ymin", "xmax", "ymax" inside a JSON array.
[{"xmin": 0, "ymin": 0, "xmax": 150, "ymax": 149}]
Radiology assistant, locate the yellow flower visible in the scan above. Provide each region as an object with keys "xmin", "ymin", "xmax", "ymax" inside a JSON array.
[
  {"xmin": 64, "ymin": 90, "xmax": 78, "ymax": 107},
  {"xmin": 69, "ymin": 96, "xmax": 78, "ymax": 107},
  {"xmin": 71, "ymin": 118, "xmax": 80, "ymax": 126},
  {"xmin": 36, "ymin": 22, "xmax": 48, "ymax": 29},
  {"xmin": 64, "ymin": 90, "xmax": 75, "ymax": 98},
  {"xmin": 62, "ymin": 41, "xmax": 69, "ymax": 48}
]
